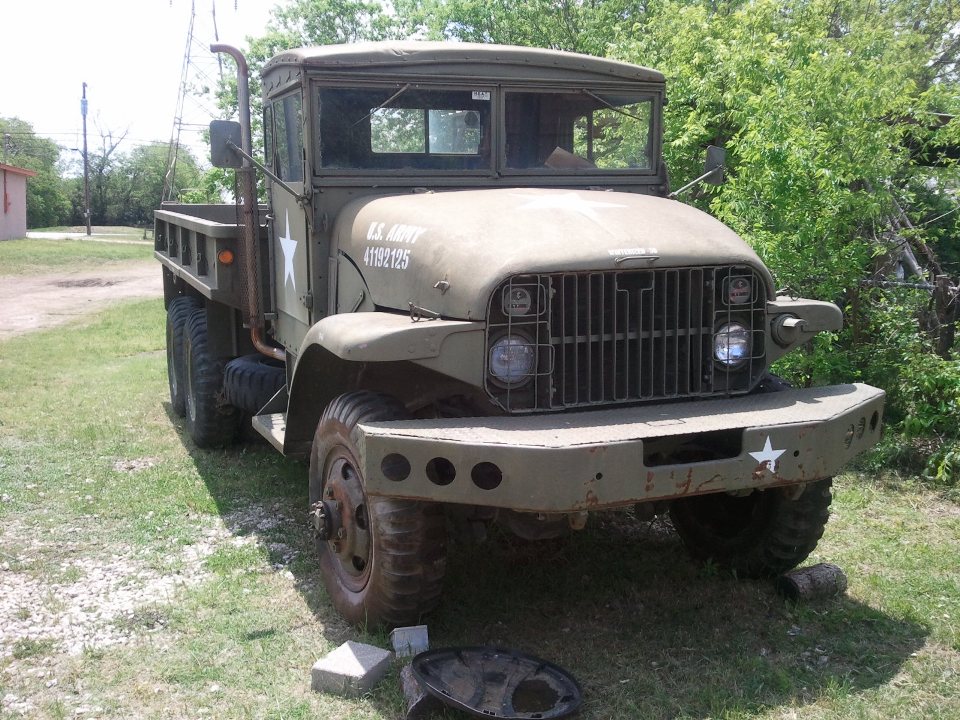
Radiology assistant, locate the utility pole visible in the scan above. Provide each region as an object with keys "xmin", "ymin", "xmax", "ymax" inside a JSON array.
[{"xmin": 81, "ymin": 82, "xmax": 91, "ymax": 236}]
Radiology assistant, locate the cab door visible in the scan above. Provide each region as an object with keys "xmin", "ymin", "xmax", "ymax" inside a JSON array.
[{"xmin": 265, "ymin": 92, "xmax": 310, "ymax": 350}]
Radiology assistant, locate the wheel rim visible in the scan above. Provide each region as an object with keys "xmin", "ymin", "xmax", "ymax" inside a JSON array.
[
  {"xmin": 322, "ymin": 445, "xmax": 372, "ymax": 593},
  {"xmin": 166, "ymin": 320, "xmax": 178, "ymax": 398},
  {"xmin": 185, "ymin": 342, "xmax": 197, "ymax": 424}
]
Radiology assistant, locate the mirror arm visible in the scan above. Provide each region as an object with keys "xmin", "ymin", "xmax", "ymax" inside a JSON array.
[
  {"xmin": 227, "ymin": 140, "xmax": 309, "ymax": 207},
  {"xmin": 668, "ymin": 165, "xmax": 723, "ymax": 199}
]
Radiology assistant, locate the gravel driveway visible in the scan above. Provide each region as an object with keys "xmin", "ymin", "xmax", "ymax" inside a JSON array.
[{"xmin": 0, "ymin": 262, "xmax": 162, "ymax": 341}]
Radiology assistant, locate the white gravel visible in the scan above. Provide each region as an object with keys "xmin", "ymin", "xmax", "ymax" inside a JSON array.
[{"xmin": 0, "ymin": 502, "xmax": 302, "ymax": 715}]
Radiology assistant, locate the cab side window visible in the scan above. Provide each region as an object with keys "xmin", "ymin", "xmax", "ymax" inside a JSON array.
[
  {"xmin": 263, "ymin": 104, "xmax": 275, "ymax": 170},
  {"xmin": 269, "ymin": 93, "xmax": 304, "ymax": 182}
]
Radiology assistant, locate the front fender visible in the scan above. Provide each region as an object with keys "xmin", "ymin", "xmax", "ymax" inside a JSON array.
[
  {"xmin": 302, "ymin": 311, "xmax": 482, "ymax": 363},
  {"xmin": 282, "ymin": 312, "xmax": 484, "ymax": 455}
]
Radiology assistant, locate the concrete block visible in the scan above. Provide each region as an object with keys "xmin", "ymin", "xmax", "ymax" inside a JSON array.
[
  {"xmin": 311, "ymin": 640, "xmax": 394, "ymax": 697},
  {"xmin": 390, "ymin": 625, "xmax": 429, "ymax": 658}
]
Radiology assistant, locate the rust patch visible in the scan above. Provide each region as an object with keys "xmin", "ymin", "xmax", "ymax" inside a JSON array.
[
  {"xmin": 585, "ymin": 490, "xmax": 599, "ymax": 507},
  {"xmin": 645, "ymin": 471, "xmax": 655, "ymax": 493},
  {"xmin": 695, "ymin": 474, "xmax": 721, "ymax": 492},
  {"xmin": 675, "ymin": 469, "xmax": 692, "ymax": 495}
]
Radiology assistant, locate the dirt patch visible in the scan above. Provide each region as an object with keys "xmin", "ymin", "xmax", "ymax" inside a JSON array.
[{"xmin": 0, "ymin": 262, "xmax": 162, "ymax": 340}]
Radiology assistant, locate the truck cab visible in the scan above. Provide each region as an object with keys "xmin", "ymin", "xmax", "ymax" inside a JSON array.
[{"xmin": 155, "ymin": 42, "xmax": 884, "ymax": 628}]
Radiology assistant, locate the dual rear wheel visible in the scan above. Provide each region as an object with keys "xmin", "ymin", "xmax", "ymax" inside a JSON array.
[{"xmin": 166, "ymin": 298, "xmax": 284, "ymax": 448}]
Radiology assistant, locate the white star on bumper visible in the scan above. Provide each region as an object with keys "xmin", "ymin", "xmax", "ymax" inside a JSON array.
[{"xmin": 749, "ymin": 436, "xmax": 786, "ymax": 472}]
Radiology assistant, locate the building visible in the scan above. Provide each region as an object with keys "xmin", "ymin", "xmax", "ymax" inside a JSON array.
[{"xmin": 1, "ymin": 163, "xmax": 38, "ymax": 241}]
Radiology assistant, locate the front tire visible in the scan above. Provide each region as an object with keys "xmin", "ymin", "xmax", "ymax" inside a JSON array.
[
  {"xmin": 309, "ymin": 391, "xmax": 447, "ymax": 628},
  {"xmin": 669, "ymin": 479, "xmax": 833, "ymax": 577}
]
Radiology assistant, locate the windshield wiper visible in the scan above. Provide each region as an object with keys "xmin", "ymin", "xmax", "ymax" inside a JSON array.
[
  {"xmin": 352, "ymin": 84, "xmax": 412, "ymax": 127},
  {"xmin": 581, "ymin": 89, "xmax": 649, "ymax": 124}
]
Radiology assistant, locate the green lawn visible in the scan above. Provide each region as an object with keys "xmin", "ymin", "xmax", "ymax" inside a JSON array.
[
  {"xmin": 0, "ymin": 298, "xmax": 957, "ymax": 719},
  {"xmin": 0, "ymin": 234, "xmax": 152, "ymax": 275}
]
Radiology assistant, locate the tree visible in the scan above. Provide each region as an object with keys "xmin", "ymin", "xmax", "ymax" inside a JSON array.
[
  {"xmin": 0, "ymin": 117, "xmax": 71, "ymax": 228},
  {"xmin": 64, "ymin": 133, "xmax": 207, "ymax": 226},
  {"xmin": 397, "ymin": 0, "xmax": 642, "ymax": 55},
  {"xmin": 112, "ymin": 144, "xmax": 206, "ymax": 225}
]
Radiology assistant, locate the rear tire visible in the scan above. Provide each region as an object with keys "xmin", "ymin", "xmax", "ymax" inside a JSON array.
[
  {"xmin": 670, "ymin": 479, "xmax": 833, "ymax": 577},
  {"xmin": 309, "ymin": 391, "xmax": 447, "ymax": 628},
  {"xmin": 166, "ymin": 296, "xmax": 202, "ymax": 417},
  {"xmin": 183, "ymin": 308, "xmax": 241, "ymax": 448}
]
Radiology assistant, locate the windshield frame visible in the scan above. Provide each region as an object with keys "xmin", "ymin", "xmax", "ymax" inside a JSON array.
[{"xmin": 306, "ymin": 78, "xmax": 663, "ymax": 180}]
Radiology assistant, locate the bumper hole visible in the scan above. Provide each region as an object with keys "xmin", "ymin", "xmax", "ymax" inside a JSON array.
[
  {"xmin": 426, "ymin": 457, "xmax": 456, "ymax": 486},
  {"xmin": 471, "ymin": 462, "xmax": 502, "ymax": 490},
  {"xmin": 381, "ymin": 453, "xmax": 411, "ymax": 482},
  {"xmin": 870, "ymin": 411, "xmax": 879, "ymax": 432}
]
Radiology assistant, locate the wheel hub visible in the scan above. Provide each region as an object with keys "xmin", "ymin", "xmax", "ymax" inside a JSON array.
[
  {"xmin": 322, "ymin": 452, "xmax": 372, "ymax": 589},
  {"xmin": 310, "ymin": 499, "xmax": 341, "ymax": 541}
]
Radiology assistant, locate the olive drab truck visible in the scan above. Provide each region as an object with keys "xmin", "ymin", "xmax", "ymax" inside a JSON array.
[{"xmin": 155, "ymin": 42, "xmax": 885, "ymax": 628}]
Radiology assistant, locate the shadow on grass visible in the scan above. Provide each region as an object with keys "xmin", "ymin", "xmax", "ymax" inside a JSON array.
[{"xmin": 173, "ymin": 407, "xmax": 927, "ymax": 719}]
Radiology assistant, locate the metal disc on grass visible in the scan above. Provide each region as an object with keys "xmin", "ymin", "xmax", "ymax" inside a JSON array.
[{"xmin": 411, "ymin": 646, "xmax": 582, "ymax": 719}]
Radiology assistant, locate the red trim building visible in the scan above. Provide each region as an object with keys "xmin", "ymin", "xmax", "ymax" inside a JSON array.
[{"xmin": 1, "ymin": 163, "xmax": 38, "ymax": 241}]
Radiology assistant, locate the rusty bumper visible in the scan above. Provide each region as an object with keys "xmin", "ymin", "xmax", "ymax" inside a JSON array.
[{"xmin": 357, "ymin": 383, "xmax": 885, "ymax": 513}]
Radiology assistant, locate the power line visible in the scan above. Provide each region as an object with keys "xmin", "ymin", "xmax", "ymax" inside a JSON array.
[{"xmin": 164, "ymin": 0, "xmax": 230, "ymax": 201}]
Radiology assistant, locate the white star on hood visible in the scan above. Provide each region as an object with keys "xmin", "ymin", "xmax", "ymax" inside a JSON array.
[
  {"xmin": 512, "ymin": 192, "xmax": 626, "ymax": 221},
  {"xmin": 278, "ymin": 210, "xmax": 297, "ymax": 290},
  {"xmin": 749, "ymin": 436, "xmax": 786, "ymax": 472}
]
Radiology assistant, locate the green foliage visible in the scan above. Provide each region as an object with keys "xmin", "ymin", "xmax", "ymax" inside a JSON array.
[
  {"xmin": 846, "ymin": 288, "xmax": 960, "ymax": 483},
  {"xmin": 398, "ymin": 0, "xmax": 642, "ymax": 54},
  {"xmin": 62, "ymin": 139, "xmax": 207, "ymax": 226},
  {"xmin": 1, "ymin": 117, "xmax": 71, "ymax": 227},
  {"xmin": 179, "ymin": 167, "xmax": 234, "ymax": 204}
]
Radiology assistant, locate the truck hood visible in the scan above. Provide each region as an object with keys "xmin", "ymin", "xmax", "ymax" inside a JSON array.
[{"xmin": 335, "ymin": 187, "xmax": 771, "ymax": 320}]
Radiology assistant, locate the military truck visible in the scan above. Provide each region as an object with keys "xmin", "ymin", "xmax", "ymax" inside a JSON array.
[{"xmin": 155, "ymin": 41, "xmax": 885, "ymax": 627}]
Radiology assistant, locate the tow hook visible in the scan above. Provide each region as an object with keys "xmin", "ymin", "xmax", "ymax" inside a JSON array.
[{"xmin": 310, "ymin": 500, "xmax": 340, "ymax": 541}]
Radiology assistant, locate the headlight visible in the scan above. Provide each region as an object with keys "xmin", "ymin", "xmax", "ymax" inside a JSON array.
[
  {"xmin": 489, "ymin": 334, "xmax": 536, "ymax": 386},
  {"xmin": 714, "ymin": 322, "xmax": 750, "ymax": 367}
]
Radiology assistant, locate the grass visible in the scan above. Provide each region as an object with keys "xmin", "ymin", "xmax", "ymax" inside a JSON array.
[
  {"xmin": 0, "ymin": 290, "xmax": 958, "ymax": 717},
  {"xmin": 0, "ymin": 233, "xmax": 152, "ymax": 275}
]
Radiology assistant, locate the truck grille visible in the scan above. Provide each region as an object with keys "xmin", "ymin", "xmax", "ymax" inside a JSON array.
[{"xmin": 485, "ymin": 267, "xmax": 767, "ymax": 412}]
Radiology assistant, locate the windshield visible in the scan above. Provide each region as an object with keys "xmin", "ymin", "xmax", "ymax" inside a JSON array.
[
  {"xmin": 313, "ymin": 85, "xmax": 655, "ymax": 174},
  {"xmin": 505, "ymin": 89, "xmax": 654, "ymax": 172},
  {"xmin": 317, "ymin": 86, "xmax": 492, "ymax": 171}
]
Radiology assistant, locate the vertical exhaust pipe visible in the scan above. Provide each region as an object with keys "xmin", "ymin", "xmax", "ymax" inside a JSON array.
[{"xmin": 210, "ymin": 43, "xmax": 286, "ymax": 363}]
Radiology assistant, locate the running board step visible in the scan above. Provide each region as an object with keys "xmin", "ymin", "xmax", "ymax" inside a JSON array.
[{"xmin": 252, "ymin": 412, "xmax": 286, "ymax": 453}]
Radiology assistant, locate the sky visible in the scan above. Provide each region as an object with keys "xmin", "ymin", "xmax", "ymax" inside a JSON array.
[{"xmin": 2, "ymin": 0, "xmax": 280, "ymax": 163}]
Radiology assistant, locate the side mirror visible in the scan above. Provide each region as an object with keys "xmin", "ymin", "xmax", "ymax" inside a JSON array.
[
  {"xmin": 668, "ymin": 144, "xmax": 727, "ymax": 199},
  {"xmin": 704, "ymin": 145, "xmax": 726, "ymax": 185},
  {"xmin": 209, "ymin": 120, "xmax": 242, "ymax": 169}
]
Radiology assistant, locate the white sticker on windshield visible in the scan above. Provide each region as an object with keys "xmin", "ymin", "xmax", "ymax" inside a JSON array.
[{"xmin": 472, "ymin": 91, "xmax": 491, "ymax": 101}]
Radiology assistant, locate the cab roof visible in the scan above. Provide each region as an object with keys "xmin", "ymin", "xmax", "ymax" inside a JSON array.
[{"xmin": 263, "ymin": 41, "xmax": 665, "ymax": 84}]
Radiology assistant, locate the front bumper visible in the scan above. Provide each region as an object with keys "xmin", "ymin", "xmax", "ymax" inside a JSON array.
[{"xmin": 358, "ymin": 383, "xmax": 884, "ymax": 513}]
